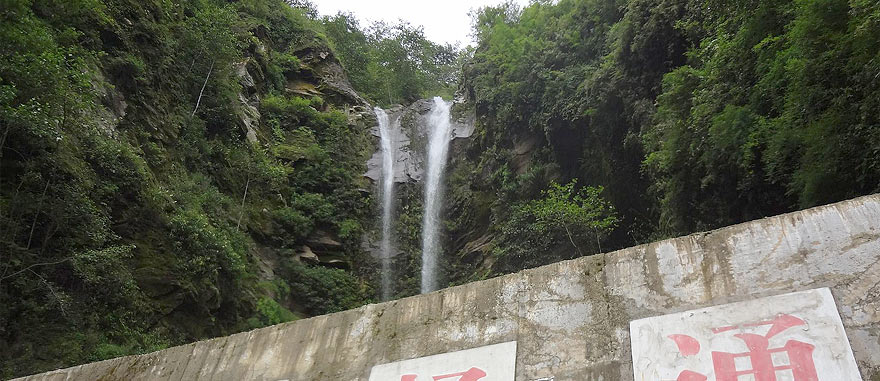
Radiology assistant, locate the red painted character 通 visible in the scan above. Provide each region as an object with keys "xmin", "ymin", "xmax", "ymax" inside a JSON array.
[{"xmin": 670, "ymin": 314, "xmax": 818, "ymax": 381}]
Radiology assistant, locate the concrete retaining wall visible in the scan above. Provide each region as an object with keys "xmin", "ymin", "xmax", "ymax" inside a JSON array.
[{"xmin": 18, "ymin": 194, "xmax": 880, "ymax": 380}]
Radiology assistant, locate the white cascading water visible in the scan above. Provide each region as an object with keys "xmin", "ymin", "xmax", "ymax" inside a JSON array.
[
  {"xmin": 420, "ymin": 97, "xmax": 453, "ymax": 293},
  {"xmin": 375, "ymin": 107, "xmax": 396, "ymax": 300}
]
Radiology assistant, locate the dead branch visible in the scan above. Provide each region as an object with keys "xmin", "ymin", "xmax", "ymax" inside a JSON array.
[
  {"xmin": 26, "ymin": 180, "xmax": 50, "ymax": 250},
  {"xmin": 191, "ymin": 60, "xmax": 215, "ymax": 117}
]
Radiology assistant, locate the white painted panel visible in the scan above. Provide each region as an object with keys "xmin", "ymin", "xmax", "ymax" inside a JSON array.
[
  {"xmin": 368, "ymin": 341, "xmax": 516, "ymax": 381},
  {"xmin": 630, "ymin": 288, "xmax": 862, "ymax": 380}
]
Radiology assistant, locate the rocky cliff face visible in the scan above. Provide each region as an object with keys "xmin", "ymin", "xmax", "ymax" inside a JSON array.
[
  {"xmin": 230, "ymin": 37, "xmax": 376, "ymax": 272},
  {"xmin": 364, "ymin": 99, "xmax": 474, "ymax": 184},
  {"xmin": 295, "ymin": 45, "xmax": 370, "ymax": 108},
  {"xmin": 0, "ymin": 2, "xmax": 384, "ymax": 377},
  {"xmin": 362, "ymin": 98, "xmax": 475, "ymax": 297},
  {"xmin": 235, "ymin": 40, "xmax": 374, "ymax": 144}
]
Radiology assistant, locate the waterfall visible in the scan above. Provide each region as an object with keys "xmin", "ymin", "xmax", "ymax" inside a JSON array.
[
  {"xmin": 375, "ymin": 107, "xmax": 396, "ymax": 300},
  {"xmin": 420, "ymin": 97, "xmax": 453, "ymax": 293}
]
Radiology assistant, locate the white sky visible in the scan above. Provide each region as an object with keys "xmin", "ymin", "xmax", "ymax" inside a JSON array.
[{"xmin": 313, "ymin": 0, "xmax": 531, "ymax": 47}]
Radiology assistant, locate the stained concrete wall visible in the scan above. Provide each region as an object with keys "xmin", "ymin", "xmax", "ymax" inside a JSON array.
[{"xmin": 18, "ymin": 194, "xmax": 880, "ymax": 381}]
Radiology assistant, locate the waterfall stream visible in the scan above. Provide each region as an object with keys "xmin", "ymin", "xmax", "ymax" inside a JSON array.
[
  {"xmin": 420, "ymin": 97, "xmax": 453, "ymax": 293},
  {"xmin": 375, "ymin": 107, "xmax": 396, "ymax": 300}
]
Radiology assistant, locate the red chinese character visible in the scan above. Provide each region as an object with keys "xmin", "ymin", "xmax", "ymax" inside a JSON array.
[
  {"xmin": 669, "ymin": 314, "xmax": 818, "ymax": 381},
  {"xmin": 675, "ymin": 370, "xmax": 707, "ymax": 381},
  {"xmin": 400, "ymin": 367, "xmax": 487, "ymax": 381}
]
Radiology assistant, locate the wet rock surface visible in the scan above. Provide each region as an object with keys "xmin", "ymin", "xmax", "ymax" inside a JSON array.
[
  {"xmin": 297, "ymin": 46, "xmax": 369, "ymax": 108},
  {"xmin": 364, "ymin": 99, "xmax": 474, "ymax": 184}
]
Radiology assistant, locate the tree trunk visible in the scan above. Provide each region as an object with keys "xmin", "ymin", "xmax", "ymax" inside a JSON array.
[
  {"xmin": 192, "ymin": 61, "xmax": 215, "ymax": 117},
  {"xmin": 236, "ymin": 176, "xmax": 250, "ymax": 230},
  {"xmin": 563, "ymin": 223, "xmax": 583, "ymax": 257},
  {"xmin": 26, "ymin": 180, "xmax": 50, "ymax": 250}
]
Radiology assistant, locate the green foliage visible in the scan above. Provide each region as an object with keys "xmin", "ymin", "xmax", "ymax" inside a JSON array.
[
  {"xmin": 249, "ymin": 297, "xmax": 298, "ymax": 327},
  {"xmin": 642, "ymin": 0, "xmax": 880, "ymax": 234},
  {"xmin": 169, "ymin": 208, "xmax": 247, "ymax": 280},
  {"xmin": 336, "ymin": 218, "xmax": 362, "ymax": 241},
  {"xmin": 497, "ymin": 180, "xmax": 618, "ymax": 271},
  {"xmin": 322, "ymin": 13, "xmax": 461, "ymax": 105},
  {"xmin": 459, "ymin": 0, "xmax": 674, "ymax": 255},
  {"xmin": 0, "ymin": 0, "xmax": 373, "ymax": 377},
  {"xmin": 7, "ymin": 0, "xmax": 878, "ymax": 376},
  {"xmin": 86, "ymin": 327, "xmax": 171, "ymax": 363},
  {"xmin": 281, "ymin": 261, "xmax": 373, "ymax": 316},
  {"xmin": 257, "ymin": 91, "xmax": 372, "ymax": 249},
  {"xmin": 458, "ymin": 0, "xmax": 880, "ymax": 266}
]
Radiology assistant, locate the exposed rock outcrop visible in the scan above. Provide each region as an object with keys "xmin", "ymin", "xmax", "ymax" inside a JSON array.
[
  {"xmin": 295, "ymin": 46, "xmax": 369, "ymax": 107},
  {"xmin": 364, "ymin": 99, "xmax": 474, "ymax": 184},
  {"xmin": 235, "ymin": 58, "xmax": 262, "ymax": 143}
]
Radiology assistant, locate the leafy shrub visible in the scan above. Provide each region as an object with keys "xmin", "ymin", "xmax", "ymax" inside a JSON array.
[
  {"xmin": 272, "ymin": 207, "xmax": 313, "ymax": 246},
  {"xmin": 248, "ymin": 297, "xmax": 298, "ymax": 327},
  {"xmin": 169, "ymin": 210, "xmax": 247, "ymax": 278},
  {"xmin": 497, "ymin": 180, "xmax": 618, "ymax": 271},
  {"xmin": 281, "ymin": 261, "xmax": 372, "ymax": 315}
]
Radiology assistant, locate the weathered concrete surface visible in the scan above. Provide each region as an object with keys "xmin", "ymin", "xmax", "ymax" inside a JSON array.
[{"xmin": 18, "ymin": 194, "xmax": 880, "ymax": 381}]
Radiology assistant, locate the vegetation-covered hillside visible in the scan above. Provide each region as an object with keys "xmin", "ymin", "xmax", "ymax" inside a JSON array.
[
  {"xmin": 3, "ymin": 0, "xmax": 879, "ymax": 377},
  {"xmin": 444, "ymin": 0, "xmax": 880, "ymax": 281},
  {"xmin": 0, "ymin": 0, "xmax": 452, "ymax": 377}
]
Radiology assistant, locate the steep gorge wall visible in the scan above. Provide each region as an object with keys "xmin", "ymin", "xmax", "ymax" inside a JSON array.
[
  {"xmin": 362, "ymin": 99, "xmax": 475, "ymax": 297},
  {"xmin": 19, "ymin": 194, "xmax": 880, "ymax": 380},
  {"xmin": 1, "ymin": 1, "xmax": 389, "ymax": 377}
]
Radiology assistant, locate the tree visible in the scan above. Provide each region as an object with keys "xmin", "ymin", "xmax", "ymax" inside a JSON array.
[
  {"xmin": 498, "ymin": 180, "xmax": 618, "ymax": 271},
  {"xmin": 321, "ymin": 16, "xmax": 461, "ymax": 105}
]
